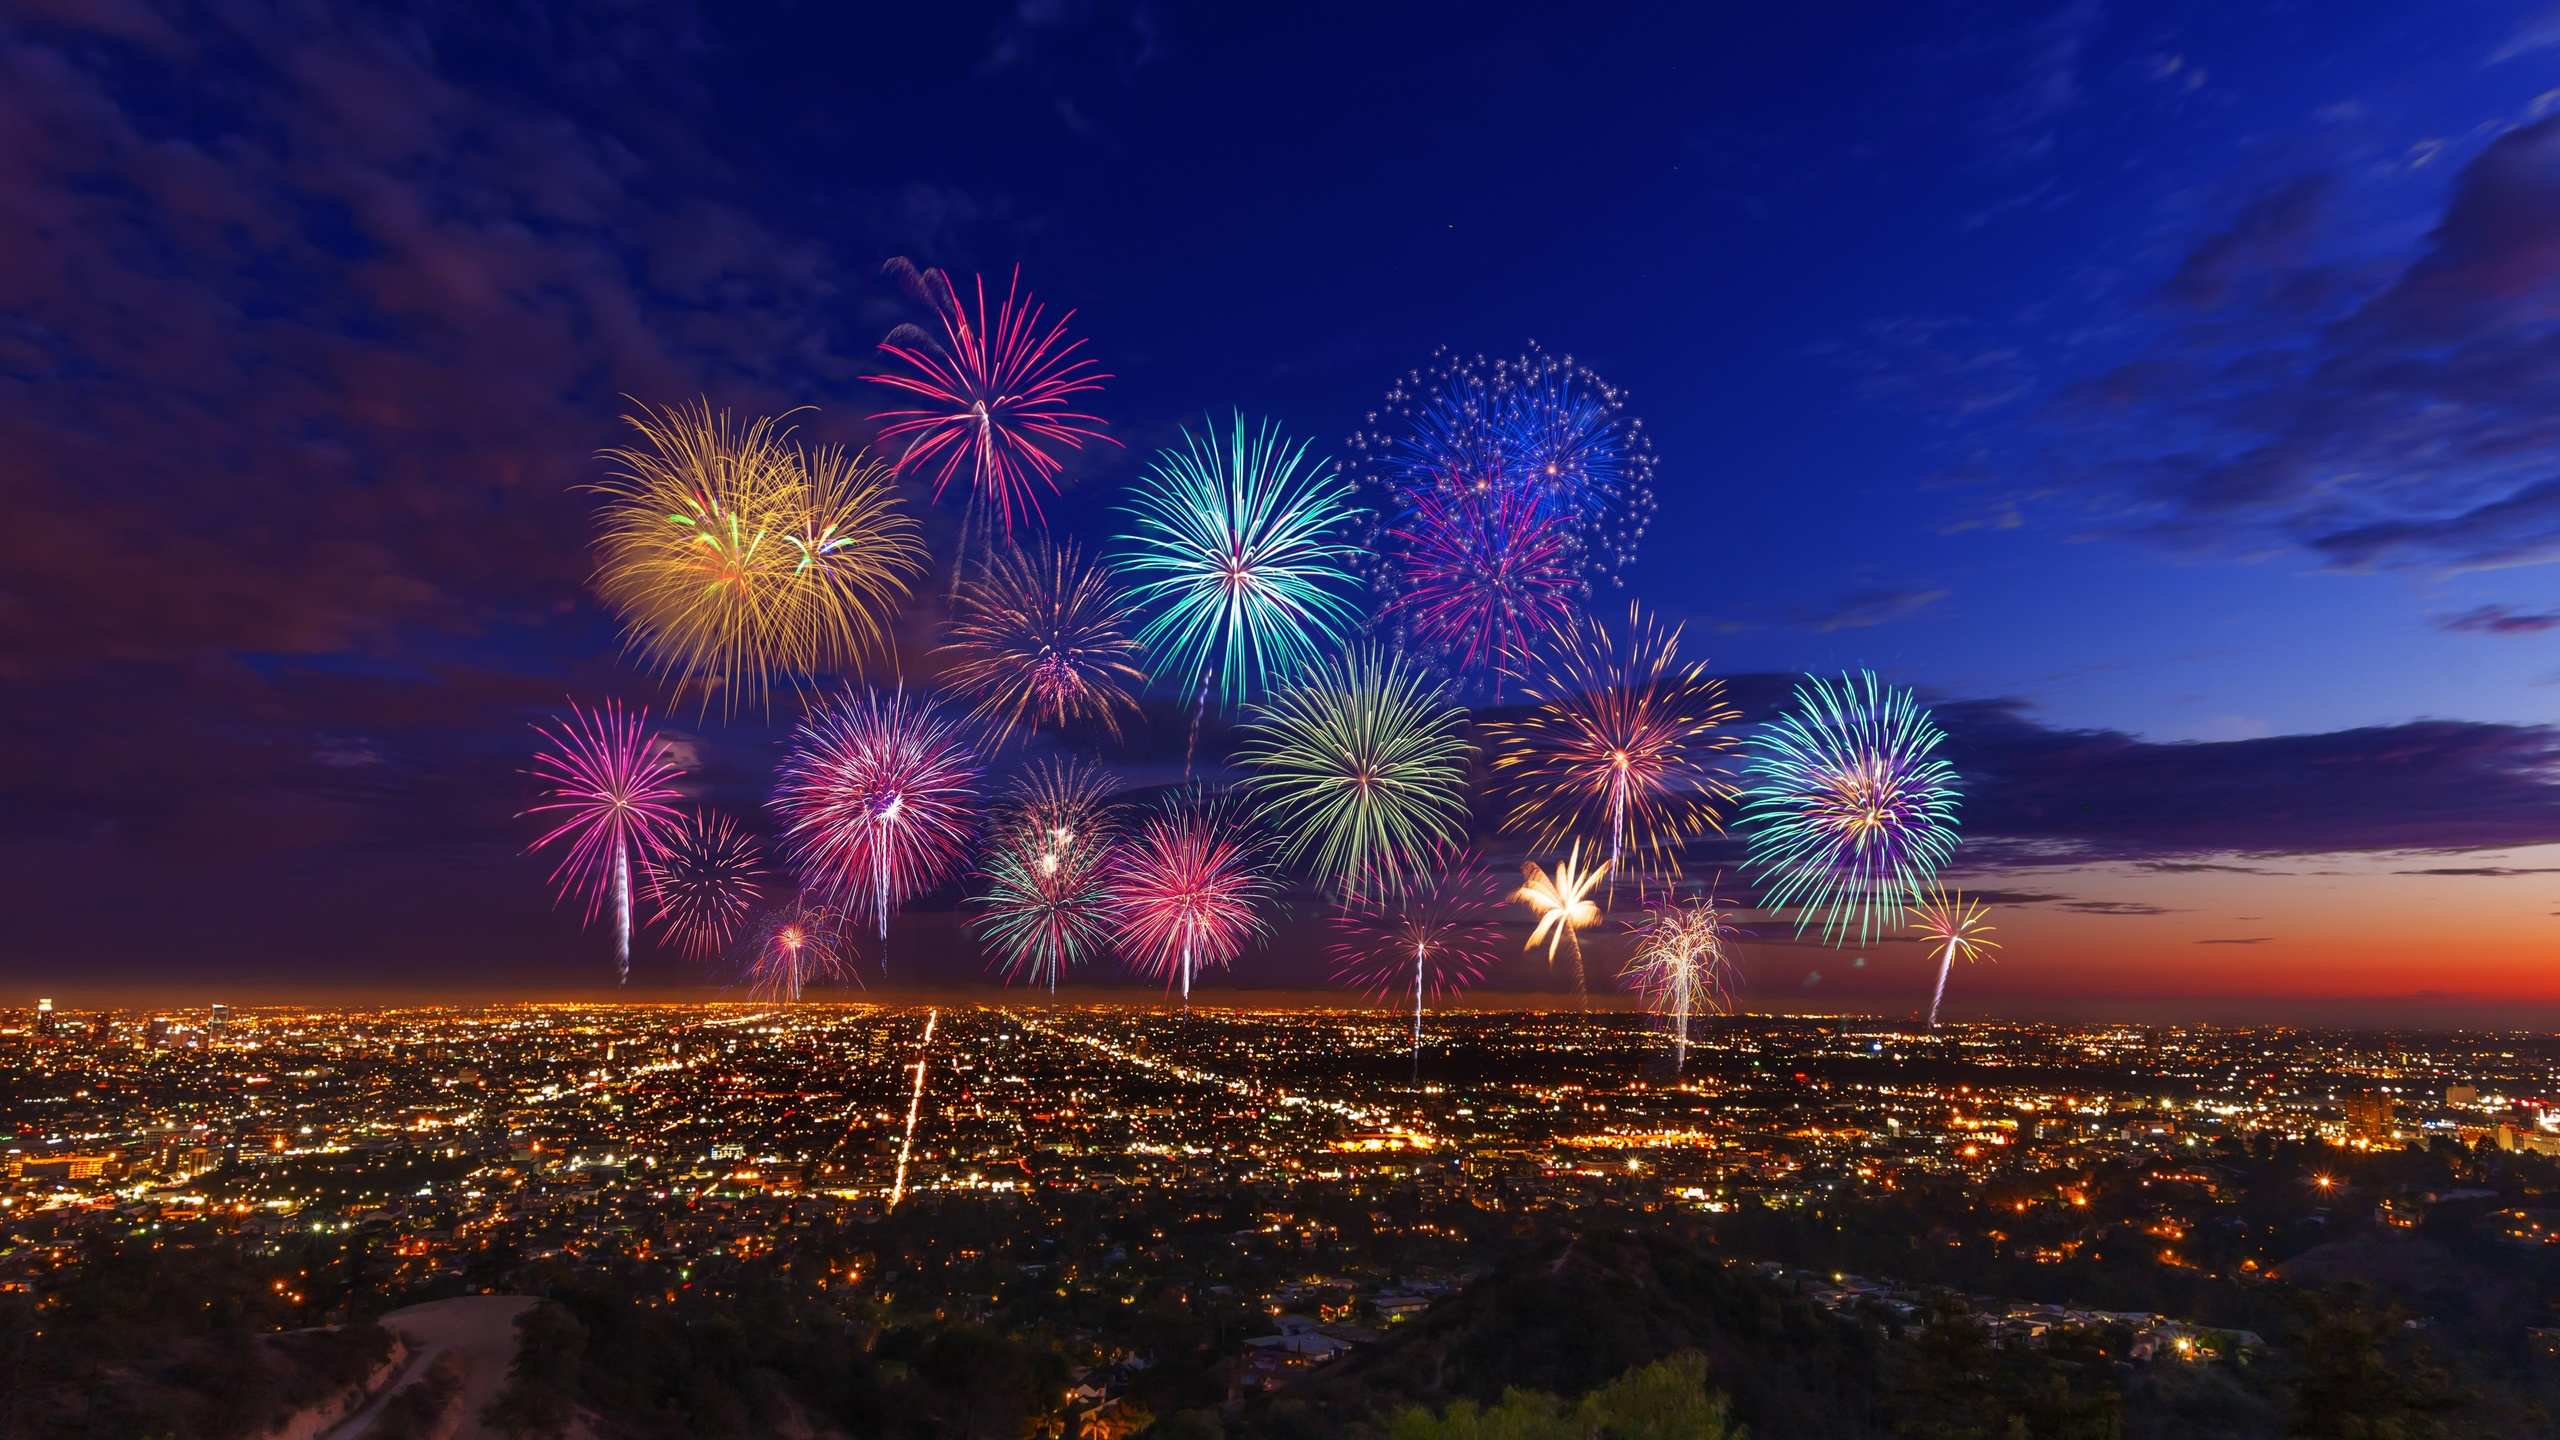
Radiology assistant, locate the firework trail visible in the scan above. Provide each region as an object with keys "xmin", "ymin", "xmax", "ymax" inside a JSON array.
[
  {"xmin": 889, "ymin": 1007, "xmax": 938, "ymax": 1210},
  {"xmin": 1116, "ymin": 416, "xmax": 1363, "ymax": 736},
  {"xmin": 1328, "ymin": 851, "xmax": 1504, "ymax": 1068},
  {"xmin": 1488, "ymin": 604, "xmax": 1738, "ymax": 898},
  {"xmin": 590, "ymin": 401, "xmax": 925, "ymax": 715},
  {"xmin": 646, "ymin": 810, "xmax": 767, "ymax": 962},
  {"xmin": 772, "ymin": 687, "xmax": 982, "ymax": 969},
  {"xmin": 1909, "ymin": 886, "xmax": 1999, "ymax": 1029},
  {"xmin": 1517, "ymin": 841, "xmax": 1610, "ymax": 1008},
  {"xmin": 526, "ymin": 700, "xmax": 688, "ymax": 982},
  {"xmin": 1740, "ymin": 670, "xmax": 1961, "ymax": 946},
  {"xmin": 941, "ymin": 536, "xmax": 1147, "ymax": 744},
  {"xmin": 1623, "ymin": 892, "xmax": 1745, "ymax": 1069},
  {"xmin": 1235, "ymin": 646, "xmax": 1471, "ymax": 903},
  {"xmin": 971, "ymin": 761, "xmax": 1124, "ymax": 993},
  {"xmin": 871, "ymin": 264, "xmax": 1114, "ymax": 583},
  {"xmin": 735, "ymin": 898, "xmax": 852, "ymax": 1002},
  {"xmin": 1114, "ymin": 799, "xmax": 1274, "ymax": 1002},
  {"xmin": 1384, "ymin": 482, "xmax": 1576, "ymax": 691}
]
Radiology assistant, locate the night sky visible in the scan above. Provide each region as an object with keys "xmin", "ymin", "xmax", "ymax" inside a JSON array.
[{"xmin": 10, "ymin": 0, "xmax": 2560, "ymax": 1019}]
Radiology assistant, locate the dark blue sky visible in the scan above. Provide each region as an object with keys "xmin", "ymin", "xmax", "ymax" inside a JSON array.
[{"xmin": 12, "ymin": 0, "xmax": 2560, "ymax": 1007}]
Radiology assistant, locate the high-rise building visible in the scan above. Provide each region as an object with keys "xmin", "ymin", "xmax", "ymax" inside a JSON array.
[
  {"xmin": 34, "ymin": 998, "xmax": 53, "ymax": 1035},
  {"xmin": 146, "ymin": 1016, "xmax": 171, "ymax": 1047},
  {"xmin": 209, "ymin": 1003, "xmax": 229, "ymax": 1035}
]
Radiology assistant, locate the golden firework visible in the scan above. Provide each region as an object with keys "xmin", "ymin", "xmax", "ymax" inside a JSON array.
[
  {"xmin": 592, "ymin": 400, "xmax": 925, "ymax": 714},
  {"xmin": 1518, "ymin": 840, "xmax": 1610, "ymax": 1006},
  {"xmin": 1908, "ymin": 885, "xmax": 1999, "ymax": 1028}
]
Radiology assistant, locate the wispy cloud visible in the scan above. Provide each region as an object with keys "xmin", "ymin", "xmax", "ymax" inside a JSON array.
[{"xmin": 2436, "ymin": 605, "xmax": 2560, "ymax": 635}]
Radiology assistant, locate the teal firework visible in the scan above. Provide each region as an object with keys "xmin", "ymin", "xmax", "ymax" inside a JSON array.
[
  {"xmin": 1115, "ymin": 416, "xmax": 1364, "ymax": 710},
  {"xmin": 1235, "ymin": 646, "xmax": 1471, "ymax": 901},
  {"xmin": 1740, "ymin": 671, "xmax": 1960, "ymax": 945}
]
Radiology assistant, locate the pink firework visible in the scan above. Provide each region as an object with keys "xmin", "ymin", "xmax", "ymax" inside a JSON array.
[
  {"xmin": 1388, "ymin": 480, "xmax": 1576, "ymax": 687},
  {"xmin": 735, "ymin": 898, "xmax": 854, "ymax": 1002},
  {"xmin": 645, "ymin": 810, "xmax": 767, "ymax": 963},
  {"xmin": 870, "ymin": 266, "xmax": 1115, "ymax": 535},
  {"xmin": 1329, "ymin": 850, "xmax": 1505, "ymax": 1065},
  {"xmin": 771, "ymin": 687, "xmax": 982, "ymax": 968},
  {"xmin": 1113, "ymin": 802, "xmax": 1273, "ymax": 1001},
  {"xmin": 526, "ymin": 700, "xmax": 688, "ymax": 983}
]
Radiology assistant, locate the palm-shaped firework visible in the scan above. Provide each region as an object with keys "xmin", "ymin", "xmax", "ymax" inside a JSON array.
[
  {"xmin": 525, "ymin": 700, "xmax": 688, "ymax": 983},
  {"xmin": 1623, "ymin": 893, "xmax": 1745, "ymax": 1069},
  {"xmin": 1909, "ymin": 886, "xmax": 1999, "ymax": 1029},
  {"xmin": 735, "ymin": 898, "xmax": 852, "ymax": 1002},
  {"xmin": 590, "ymin": 401, "xmax": 926, "ymax": 716},
  {"xmin": 941, "ymin": 536, "xmax": 1147, "ymax": 745},
  {"xmin": 1235, "ymin": 646, "xmax": 1472, "ymax": 903},
  {"xmin": 1740, "ymin": 670, "xmax": 1961, "ymax": 946},
  {"xmin": 771, "ymin": 687, "xmax": 982, "ymax": 970},
  {"xmin": 1113, "ymin": 798, "xmax": 1274, "ymax": 1002},
  {"xmin": 1489, "ymin": 604, "xmax": 1739, "ymax": 897},
  {"xmin": 870, "ymin": 265, "xmax": 1115, "ymax": 547},
  {"xmin": 1329, "ymin": 852, "xmax": 1504, "ymax": 1067},
  {"xmin": 1518, "ymin": 842, "xmax": 1610, "ymax": 1007},
  {"xmin": 1116, "ymin": 416, "xmax": 1364, "ymax": 727},
  {"xmin": 970, "ymin": 761, "xmax": 1124, "ymax": 994},
  {"xmin": 646, "ymin": 810, "xmax": 767, "ymax": 963}
]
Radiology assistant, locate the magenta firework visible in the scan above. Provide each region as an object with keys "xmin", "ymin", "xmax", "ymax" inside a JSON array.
[
  {"xmin": 525, "ymin": 700, "xmax": 688, "ymax": 983},
  {"xmin": 770, "ymin": 687, "xmax": 982, "ymax": 968},
  {"xmin": 1328, "ymin": 851, "xmax": 1505, "ymax": 1064},
  {"xmin": 645, "ymin": 810, "xmax": 767, "ymax": 962},
  {"xmin": 1114, "ymin": 800, "xmax": 1274, "ymax": 1002}
]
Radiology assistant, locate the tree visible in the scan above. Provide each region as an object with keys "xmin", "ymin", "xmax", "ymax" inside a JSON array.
[{"xmin": 1385, "ymin": 1353, "xmax": 1743, "ymax": 1440}]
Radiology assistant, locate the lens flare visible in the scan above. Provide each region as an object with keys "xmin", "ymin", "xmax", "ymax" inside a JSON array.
[
  {"xmin": 1235, "ymin": 646, "xmax": 1472, "ymax": 902},
  {"xmin": 1116, "ymin": 415, "xmax": 1364, "ymax": 715},
  {"xmin": 771, "ymin": 687, "xmax": 983, "ymax": 967},
  {"xmin": 645, "ymin": 810, "xmax": 767, "ymax": 962},
  {"xmin": 1740, "ymin": 670, "xmax": 1961, "ymax": 946},
  {"xmin": 1113, "ymin": 799, "xmax": 1274, "ymax": 1001},
  {"xmin": 1909, "ymin": 886, "xmax": 1999, "ymax": 1029},
  {"xmin": 591, "ymin": 400, "xmax": 925, "ymax": 715},
  {"xmin": 1487, "ymin": 604, "xmax": 1738, "ymax": 896},
  {"xmin": 525, "ymin": 700, "xmax": 688, "ymax": 982},
  {"xmin": 941, "ymin": 536, "xmax": 1147, "ymax": 744}
]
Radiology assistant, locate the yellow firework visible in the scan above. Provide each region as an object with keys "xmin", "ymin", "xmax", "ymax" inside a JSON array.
[
  {"xmin": 1518, "ymin": 841, "xmax": 1610, "ymax": 1006},
  {"xmin": 1908, "ymin": 885, "xmax": 1999, "ymax": 1028},
  {"xmin": 592, "ymin": 400, "xmax": 926, "ymax": 714}
]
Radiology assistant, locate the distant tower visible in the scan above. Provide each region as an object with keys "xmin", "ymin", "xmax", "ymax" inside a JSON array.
[
  {"xmin": 209, "ymin": 1003, "xmax": 230, "ymax": 1035},
  {"xmin": 34, "ymin": 998, "xmax": 53, "ymax": 1035}
]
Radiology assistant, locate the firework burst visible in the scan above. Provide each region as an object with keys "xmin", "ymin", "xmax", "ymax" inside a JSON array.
[
  {"xmin": 1116, "ymin": 416, "xmax": 1364, "ymax": 716},
  {"xmin": 1235, "ymin": 646, "xmax": 1472, "ymax": 902},
  {"xmin": 1385, "ymin": 482, "xmax": 1575, "ymax": 689},
  {"xmin": 525, "ymin": 700, "xmax": 688, "ymax": 982},
  {"xmin": 1740, "ymin": 670, "xmax": 1962, "ymax": 946},
  {"xmin": 735, "ymin": 898, "xmax": 852, "ymax": 1002},
  {"xmin": 870, "ymin": 265, "xmax": 1114, "ymax": 536},
  {"xmin": 646, "ymin": 810, "xmax": 767, "ymax": 962},
  {"xmin": 1488, "ymin": 604, "xmax": 1738, "ymax": 896},
  {"xmin": 1113, "ymin": 799, "xmax": 1274, "ymax": 1001},
  {"xmin": 1623, "ymin": 892, "xmax": 1745, "ymax": 1068},
  {"xmin": 971, "ymin": 761, "xmax": 1124, "ymax": 993},
  {"xmin": 1517, "ymin": 841, "xmax": 1610, "ymax": 1007},
  {"xmin": 1329, "ymin": 851, "xmax": 1504, "ymax": 1065},
  {"xmin": 591, "ymin": 400, "xmax": 925, "ymax": 715},
  {"xmin": 771, "ymin": 687, "xmax": 983, "ymax": 966},
  {"xmin": 941, "ymin": 536, "xmax": 1147, "ymax": 744},
  {"xmin": 1909, "ymin": 886, "xmax": 1999, "ymax": 1029}
]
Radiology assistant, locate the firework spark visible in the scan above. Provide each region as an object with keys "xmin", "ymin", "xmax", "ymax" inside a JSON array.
[
  {"xmin": 771, "ymin": 687, "xmax": 982, "ymax": 966},
  {"xmin": 1740, "ymin": 670, "xmax": 1961, "ymax": 946},
  {"xmin": 1385, "ymin": 482, "xmax": 1575, "ymax": 688},
  {"xmin": 1235, "ymin": 646, "xmax": 1471, "ymax": 902},
  {"xmin": 526, "ymin": 700, "xmax": 688, "ymax": 982},
  {"xmin": 1623, "ymin": 893, "xmax": 1744, "ymax": 1068},
  {"xmin": 1117, "ymin": 416, "xmax": 1364, "ymax": 715},
  {"xmin": 1329, "ymin": 852, "xmax": 1504, "ymax": 1065},
  {"xmin": 941, "ymin": 536, "xmax": 1146, "ymax": 744},
  {"xmin": 735, "ymin": 898, "xmax": 852, "ymax": 1002},
  {"xmin": 1517, "ymin": 841, "xmax": 1610, "ymax": 1007},
  {"xmin": 1114, "ymin": 800, "xmax": 1274, "ymax": 1001},
  {"xmin": 646, "ymin": 811, "xmax": 767, "ymax": 962},
  {"xmin": 871, "ymin": 266, "xmax": 1113, "ymax": 530},
  {"xmin": 591, "ymin": 400, "xmax": 925, "ymax": 715},
  {"xmin": 1909, "ymin": 886, "xmax": 1999, "ymax": 1029},
  {"xmin": 1488, "ymin": 604, "xmax": 1738, "ymax": 896},
  {"xmin": 971, "ymin": 762, "xmax": 1124, "ymax": 993}
]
